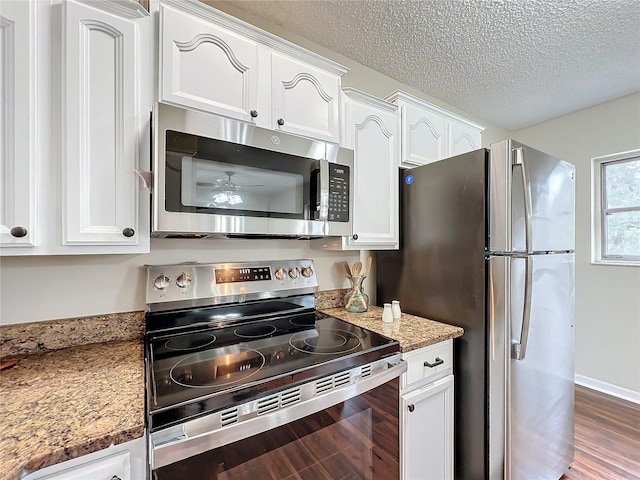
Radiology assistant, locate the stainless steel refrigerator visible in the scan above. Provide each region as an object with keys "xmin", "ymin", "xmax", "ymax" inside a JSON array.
[{"xmin": 377, "ymin": 139, "xmax": 575, "ymax": 480}]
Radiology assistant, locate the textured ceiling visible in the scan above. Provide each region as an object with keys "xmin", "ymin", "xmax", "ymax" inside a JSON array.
[{"xmin": 218, "ymin": 0, "xmax": 640, "ymax": 130}]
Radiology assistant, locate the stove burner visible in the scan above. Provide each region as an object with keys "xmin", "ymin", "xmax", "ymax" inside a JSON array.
[
  {"xmin": 165, "ymin": 333, "xmax": 216, "ymax": 351},
  {"xmin": 170, "ymin": 347, "xmax": 266, "ymax": 388},
  {"xmin": 289, "ymin": 317, "xmax": 316, "ymax": 327},
  {"xmin": 289, "ymin": 329, "xmax": 362, "ymax": 355},
  {"xmin": 234, "ymin": 324, "xmax": 277, "ymax": 339}
]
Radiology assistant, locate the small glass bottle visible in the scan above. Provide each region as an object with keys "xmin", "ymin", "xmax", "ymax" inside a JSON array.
[
  {"xmin": 392, "ymin": 300, "xmax": 402, "ymax": 320},
  {"xmin": 382, "ymin": 303, "xmax": 393, "ymax": 323}
]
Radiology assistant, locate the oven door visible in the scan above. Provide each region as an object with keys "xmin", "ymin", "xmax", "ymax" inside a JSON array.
[
  {"xmin": 152, "ymin": 103, "xmax": 353, "ymax": 238},
  {"xmin": 150, "ymin": 357, "xmax": 405, "ymax": 480}
]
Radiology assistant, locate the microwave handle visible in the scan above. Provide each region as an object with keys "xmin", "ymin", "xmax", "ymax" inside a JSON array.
[{"xmin": 317, "ymin": 159, "xmax": 329, "ymax": 222}]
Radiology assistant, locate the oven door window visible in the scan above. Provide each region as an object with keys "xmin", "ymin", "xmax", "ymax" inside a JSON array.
[
  {"xmin": 153, "ymin": 378, "xmax": 399, "ymax": 480},
  {"xmin": 165, "ymin": 130, "xmax": 315, "ymax": 219}
]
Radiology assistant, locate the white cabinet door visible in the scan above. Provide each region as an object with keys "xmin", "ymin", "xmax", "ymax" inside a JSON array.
[
  {"xmin": 0, "ymin": 0, "xmax": 37, "ymax": 248},
  {"xmin": 448, "ymin": 119, "xmax": 482, "ymax": 157},
  {"xmin": 344, "ymin": 90, "xmax": 399, "ymax": 249},
  {"xmin": 23, "ymin": 436, "xmax": 146, "ymax": 480},
  {"xmin": 271, "ymin": 53, "xmax": 341, "ymax": 142},
  {"xmin": 388, "ymin": 91, "xmax": 484, "ymax": 168},
  {"xmin": 28, "ymin": 451, "xmax": 129, "ymax": 480},
  {"xmin": 160, "ymin": 3, "xmax": 259, "ymax": 123},
  {"xmin": 401, "ymin": 102, "xmax": 447, "ymax": 167},
  {"xmin": 63, "ymin": 0, "xmax": 146, "ymax": 246},
  {"xmin": 401, "ymin": 375, "xmax": 454, "ymax": 480}
]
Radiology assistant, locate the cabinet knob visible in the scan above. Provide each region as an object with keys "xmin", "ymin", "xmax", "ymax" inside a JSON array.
[
  {"xmin": 276, "ymin": 118, "xmax": 285, "ymax": 126},
  {"xmin": 408, "ymin": 404, "xmax": 415, "ymax": 413},
  {"xmin": 250, "ymin": 109, "xmax": 258, "ymax": 118},
  {"xmin": 352, "ymin": 234, "xmax": 358, "ymax": 240},
  {"xmin": 122, "ymin": 227, "xmax": 135, "ymax": 238},
  {"xmin": 424, "ymin": 357, "xmax": 445, "ymax": 368},
  {"xmin": 9, "ymin": 226, "xmax": 28, "ymax": 238}
]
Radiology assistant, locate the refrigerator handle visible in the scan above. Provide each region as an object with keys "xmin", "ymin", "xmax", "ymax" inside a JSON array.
[
  {"xmin": 513, "ymin": 147, "xmax": 533, "ymax": 254},
  {"xmin": 512, "ymin": 256, "xmax": 533, "ymax": 360}
]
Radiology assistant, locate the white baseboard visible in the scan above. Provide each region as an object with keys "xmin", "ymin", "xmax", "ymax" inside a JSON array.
[{"xmin": 575, "ymin": 374, "xmax": 640, "ymax": 404}]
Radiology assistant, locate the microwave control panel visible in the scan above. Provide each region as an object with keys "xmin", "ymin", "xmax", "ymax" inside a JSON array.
[{"xmin": 328, "ymin": 164, "xmax": 350, "ymax": 222}]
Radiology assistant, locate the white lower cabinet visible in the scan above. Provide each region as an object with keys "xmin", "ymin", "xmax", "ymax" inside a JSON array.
[
  {"xmin": 22, "ymin": 436, "xmax": 146, "ymax": 480},
  {"xmin": 400, "ymin": 340, "xmax": 454, "ymax": 480}
]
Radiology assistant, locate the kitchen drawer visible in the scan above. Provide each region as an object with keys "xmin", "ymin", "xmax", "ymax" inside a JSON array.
[{"xmin": 401, "ymin": 339, "xmax": 452, "ymax": 391}]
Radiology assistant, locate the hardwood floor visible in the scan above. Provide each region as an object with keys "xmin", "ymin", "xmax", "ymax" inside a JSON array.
[{"xmin": 561, "ymin": 385, "xmax": 640, "ymax": 480}]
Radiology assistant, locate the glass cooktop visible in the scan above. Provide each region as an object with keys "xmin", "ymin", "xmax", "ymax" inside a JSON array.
[{"xmin": 147, "ymin": 313, "xmax": 399, "ymax": 430}]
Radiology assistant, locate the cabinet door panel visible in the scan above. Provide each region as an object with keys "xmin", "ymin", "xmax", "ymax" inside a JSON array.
[
  {"xmin": 347, "ymin": 102, "xmax": 398, "ymax": 248},
  {"xmin": 401, "ymin": 375, "xmax": 454, "ymax": 480},
  {"xmin": 272, "ymin": 53, "xmax": 340, "ymax": 142},
  {"xmin": 63, "ymin": 0, "xmax": 140, "ymax": 245},
  {"xmin": 160, "ymin": 4, "xmax": 259, "ymax": 122},
  {"xmin": 29, "ymin": 451, "xmax": 129, "ymax": 480},
  {"xmin": 0, "ymin": 0, "xmax": 36, "ymax": 247},
  {"xmin": 448, "ymin": 120, "xmax": 482, "ymax": 157},
  {"xmin": 402, "ymin": 103, "xmax": 447, "ymax": 167}
]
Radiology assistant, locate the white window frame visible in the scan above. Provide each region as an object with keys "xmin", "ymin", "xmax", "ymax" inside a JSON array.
[{"xmin": 591, "ymin": 149, "xmax": 640, "ymax": 266}]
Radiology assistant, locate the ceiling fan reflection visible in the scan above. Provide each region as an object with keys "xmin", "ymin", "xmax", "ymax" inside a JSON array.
[{"xmin": 197, "ymin": 171, "xmax": 264, "ymax": 207}]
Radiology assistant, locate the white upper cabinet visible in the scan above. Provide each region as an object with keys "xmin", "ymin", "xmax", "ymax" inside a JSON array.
[
  {"xmin": 342, "ymin": 89, "xmax": 399, "ymax": 249},
  {"xmin": 0, "ymin": 0, "xmax": 37, "ymax": 249},
  {"xmin": 271, "ymin": 53, "xmax": 341, "ymax": 142},
  {"xmin": 63, "ymin": 0, "xmax": 150, "ymax": 248},
  {"xmin": 386, "ymin": 91, "xmax": 484, "ymax": 168},
  {"xmin": 1, "ymin": 0, "xmax": 151, "ymax": 256},
  {"xmin": 158, "ymin": 0, "xmax": 346, "ymax": 144},
  {"xmin": 160, "ymin": 2, "xmax": 259, "ymax": 123}
]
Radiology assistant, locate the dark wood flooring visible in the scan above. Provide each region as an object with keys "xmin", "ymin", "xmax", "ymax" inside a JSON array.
[{"xmin": 561, "ymin": 385, "xmax": 640, "ymax": 480}]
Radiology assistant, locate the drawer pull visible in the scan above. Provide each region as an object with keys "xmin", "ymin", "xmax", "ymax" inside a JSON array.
[
  {"xmin": 110, "ymin": 476, "xmax": 122, "ymax": 480},
  {"xmin": 424, "ymin": 357, "xmax": 444, "ymax": 368}
]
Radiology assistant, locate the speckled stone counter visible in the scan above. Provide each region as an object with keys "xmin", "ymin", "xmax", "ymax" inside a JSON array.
[
  {"xmin": 0, "ymin": 311, "xmax": 145, "ymax": 358},
  {"xmin": 320, "ymin": 306, "xmax": 463, "ymax": 352},
  {"xmin": 0, "ymin": 340, "xmax": 145, "ymax": 480}
]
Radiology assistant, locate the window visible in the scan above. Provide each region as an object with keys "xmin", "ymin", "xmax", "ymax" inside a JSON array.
[{"xmin": 592, "ymin": 149, "xmax": 640, "ymax": 265}]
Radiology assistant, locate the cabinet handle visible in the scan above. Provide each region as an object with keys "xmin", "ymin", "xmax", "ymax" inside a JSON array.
[
  {"xmin": 276, "ymin": 118, "xmax": 285, "ymax": 126},
  {"xmin": 110, "ymin": 476, "xmax": 122, "ymax": 480},
  {"xmin": 424, "ymin": 357, "xmax": 444, "ymax": 368},
  {"xmin": 9, "ymin": 226, "xmax": 28, "ymax": 238},
  {"xmin": 250, "ymin": 109, "xmax": 258, "ymax": 118},
  {"xmin": 122, "ymin": 227, "xmax": 135, "ymax": 238},
  {"xmin": 352, "ymin": 234, "xmax": 359, "ymax": 240},
  {"xmin": 408, "ymin": 404, "xmax": 415, "ymax": 412}
]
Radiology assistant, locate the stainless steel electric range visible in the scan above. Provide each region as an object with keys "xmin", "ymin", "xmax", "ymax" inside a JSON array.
[{"xmin": 145, "ymin": 260, "xmax": 406, "ymax": 479}]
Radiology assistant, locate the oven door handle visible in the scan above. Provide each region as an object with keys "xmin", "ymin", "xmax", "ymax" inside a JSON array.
[{"xmin": 150, "ymin": 356, "xmax": 406, "ymax": 470}]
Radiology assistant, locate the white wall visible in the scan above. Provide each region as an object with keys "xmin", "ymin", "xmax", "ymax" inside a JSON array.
[
  {"xmin": 0, "ymin": 239, "xmax": 362, "ymax": 324},
  {"xmin": 512, "ymin": 93, "xmax": 640, "ymax": 394}
]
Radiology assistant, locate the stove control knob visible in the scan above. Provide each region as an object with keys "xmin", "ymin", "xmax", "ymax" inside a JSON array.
[
  {"xmin": 274, "ymin": 267, "xmax": 287, "ymax": 281},
  {"xmin": 301, "ymin": 266, "xmax": 313, "ymax": 278},
  {"xmin": 288, "ymin": 267, "xmax": 300, "ymax": 279},
  {"xmin": 153, "ymin": 275, "xmax": 170, "ymax": 291},
  {"xmin": 176, "ymin": 273, "xmax": 192, "ymax": 289}
]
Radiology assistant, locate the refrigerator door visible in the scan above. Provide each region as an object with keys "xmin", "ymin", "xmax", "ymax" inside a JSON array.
[
  {"xmin": 509, "ymin": 253, "xmax": 575, "ymax": 480},
  {"xmin": 489, "ymin": 140, "xmax": 575, "ymax": 253},
  {"xmin": 377, "ymin": 150, "xmax": 489, "ymax": 480}
]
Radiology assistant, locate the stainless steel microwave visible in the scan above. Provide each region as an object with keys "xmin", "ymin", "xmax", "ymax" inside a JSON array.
[{"xmin": 152, "ymin": 103, "xmax": 354, "ymax": 239}]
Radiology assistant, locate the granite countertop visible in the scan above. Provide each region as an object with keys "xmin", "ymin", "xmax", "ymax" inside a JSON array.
[
  {"xmin": 320, "ymin": 306, "xmax": 464, "ymax": 352},
  {"xmin": 0, "ymin": 340, "xmax": 145, "ymax": 480}
]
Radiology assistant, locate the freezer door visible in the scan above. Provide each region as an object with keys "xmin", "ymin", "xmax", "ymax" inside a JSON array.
[
  {"xmin": 489, "ymin": 140, "xmax": 575, "ymax": 253},
  {"xmin": 509, "ymin": 253, "xmax": 575, "ymax": 480}
]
